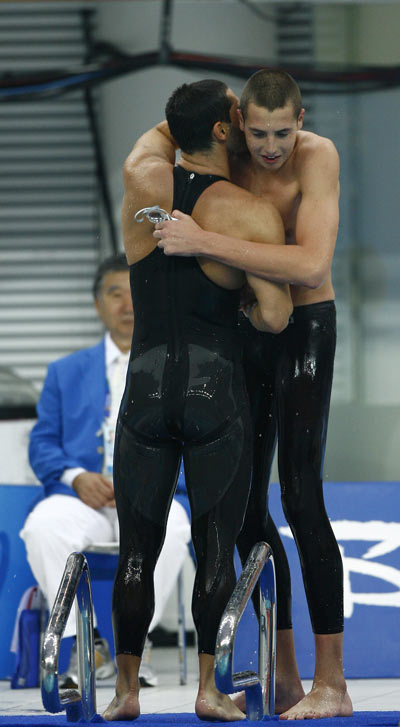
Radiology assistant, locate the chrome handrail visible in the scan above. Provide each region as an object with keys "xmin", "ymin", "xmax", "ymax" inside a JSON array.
[
  {"xmin": 41, "ymin": 552, "xmax": 101, "ymax": 722},
  {"xmin": 214, "ymin": 541, "xmax": 276, "ymax": 721}
]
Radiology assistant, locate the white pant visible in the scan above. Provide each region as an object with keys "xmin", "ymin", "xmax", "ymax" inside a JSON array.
[{"xmin": 20, "ymin": 494, "xmax": 191, "ymax": 639}]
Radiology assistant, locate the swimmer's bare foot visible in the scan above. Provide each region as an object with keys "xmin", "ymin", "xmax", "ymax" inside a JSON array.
[
  {"xmin": 275, "ymin": 629, "xmax": 305, "ymax": 714},
  {"xmin": 196, "ymin": 654, "xmax": 245, "ymax": 722},
  {"xmin": 231, "ymin": 678, "xmax": 305, "ymax": 716},
  {"xmin": 196, "ymin": 691, "xmax": 246, "ymax": 722},
  {"xmin": 103, "ymin": 691, "xmax": 140, "ymax": 721},
  {"xmin": 232, "ymin": 630, "xmax": 304, "ymax": 716},
  {"xmin": 232, "ymin": 691, "xmax": 246, "ymax": 713},
  {"xmin": 279, "ymin": 681, "xmax": 353, "ymax": 720},
  {"xmin": 102, "ymin": 654, "xmax": 141, "ymax": 722},
  {"xmin": 275, "ymin": 678, "xmax": 306, "ymax": 715}
]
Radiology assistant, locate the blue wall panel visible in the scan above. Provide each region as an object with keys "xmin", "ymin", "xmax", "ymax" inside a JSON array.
[{"xmin": 234, "ymin": 481, "xmax": 400, "ymax": 679}]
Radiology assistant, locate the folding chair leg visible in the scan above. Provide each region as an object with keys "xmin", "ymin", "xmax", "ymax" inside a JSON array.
[{"xmin": 177, "ymin": 568, "xmax": 187, "ymax": 685}]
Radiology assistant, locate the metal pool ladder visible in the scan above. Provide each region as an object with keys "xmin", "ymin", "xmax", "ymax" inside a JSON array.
[
  {"xmin": 40, "ymin": 552, "xmax": 102, "ymax": 722},
  {"xmin": 215, "ymin": 541, "xmax": 276, "ymax": 721}
]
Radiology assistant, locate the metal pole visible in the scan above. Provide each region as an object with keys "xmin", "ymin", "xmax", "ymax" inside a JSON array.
[
  {"xmin": 75, "ymin": 566, "xmax": 97, "ymax": 721},
  {"xmin": 177, "ymin": 568, "xmax": 187, "ymax": 685},
  {"xmin": 159, "ymin": 0, "xmax": 174, "ymax": 65},
  {"xmin": 259, "ymin": 555, "xmax": 276, "ymax": 716},
  {"xmin": 41, "ymin": 552, "xmax": 99, "ymax": 722},
  {"xmin": 215, "ymin": 542, "xmax": 276, "ymax": 721},
  {"xmin": 81, "ymin": 9, "xmax": 119, "ymax": 254}
]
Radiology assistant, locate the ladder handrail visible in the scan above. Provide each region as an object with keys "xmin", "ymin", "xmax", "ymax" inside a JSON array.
[
  {"xmin": 41, "ymin": 552, "xmax": 99, "ymax": 722},
  {"xmin": 214, "ymin": 541, "xmax": 276, "ymax": 721}
]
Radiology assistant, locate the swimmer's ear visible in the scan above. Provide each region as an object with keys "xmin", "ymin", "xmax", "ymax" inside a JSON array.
[
  {"xmin": 297, "ymin": 108, "xmax": 305, "ymax": 129},
  {"xmin": 212, "ymin": 120, "xmax": 229, "ymax": 141}
]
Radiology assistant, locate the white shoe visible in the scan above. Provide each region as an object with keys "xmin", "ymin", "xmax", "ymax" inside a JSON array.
[
  {"xmin": 59, "ymin": 637, "xmax": 115, "ymax": 689},
  {"xmin": 139, "ymin": 638, "xmax": 158, "ymax": 687},
  {"xmin": 94, "ymin": 637, "xmax": 115, "ymax": 680}
]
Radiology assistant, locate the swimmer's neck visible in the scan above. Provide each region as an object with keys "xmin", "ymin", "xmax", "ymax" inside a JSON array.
[{"xmin": 179, "ymin": 149, "xmax": 230, "ymax": 180}]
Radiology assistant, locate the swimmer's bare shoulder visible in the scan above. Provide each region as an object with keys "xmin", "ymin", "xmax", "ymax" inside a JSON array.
[
  {"xmin": 123, "ymin": 145, "xmax": 172, "ymax": 208},
  {"xmin": 192, "ymin": 179, "xmax": 286, "ymax": 293},
  {"xmin": 293, "ymin": 130, "xmax": 340, "ymax": 184},
  {"xmin": 193, "ymin": 180, "xmax": 285, "ymax": 247}
]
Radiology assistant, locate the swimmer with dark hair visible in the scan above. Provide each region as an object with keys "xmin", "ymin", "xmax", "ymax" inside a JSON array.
[{"xmin": 103, "ymin": 79, "xmax": 292, "ymax": 722}]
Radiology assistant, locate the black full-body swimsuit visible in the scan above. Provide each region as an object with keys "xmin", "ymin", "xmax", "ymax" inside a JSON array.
[
  {"xmin": 112, "ymin": 166, "xmax": 252, "ymax": 656},
  {"xmin": 237, "ymin": 301, "xmax": 343, "ymax": 634}
]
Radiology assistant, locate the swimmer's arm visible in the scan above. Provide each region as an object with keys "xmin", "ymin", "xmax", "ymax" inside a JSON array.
[
  {"xmin": 194, "ymin": 189, "xmax": 292, "ymax": 334},
  {"xmin": 213, "ymin": 196, "xmax": 292, "ymax": 334},
  {"xmin": 124, "ymin": 121, "xmax": 177, "ymax": 167},
  {"xmin": 241, "ymin": 204, "xmax": 293, "ymax": 333},
  {"xmin": 293, "ymin": 139, "xmax": 339, "ymax": 288},
  {"xmin": 121, "ymin": 123, "xmax": 176, "ymax": 254},
  {"xmin": 245, "ymin": 272, "xmax": 293, "ymax": 333},
  {"xmin": 154, "ymin": 141, "xmax": 340, "ymax": 289},
  {"xmin": 121, "ymin": 182, "xmax": 137, "ymax": 254}
]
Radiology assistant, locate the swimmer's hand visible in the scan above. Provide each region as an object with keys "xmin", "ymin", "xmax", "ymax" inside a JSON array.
[
  {"xmin": 239, "ymin": 283, "xmax": 256, "ymax": 317},
  {"xmin": 153, "ymin": 210, "xmax": 205, "ymax": 256}
]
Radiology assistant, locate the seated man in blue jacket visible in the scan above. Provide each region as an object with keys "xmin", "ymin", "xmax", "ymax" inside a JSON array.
[{"xmin": 20, "ymin": 253, "xmax": 191, "ymax": 688}]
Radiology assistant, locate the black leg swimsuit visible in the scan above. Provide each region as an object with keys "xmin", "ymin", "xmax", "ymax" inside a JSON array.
[
  {"xmin": 112, "ymin": 166, "xmax": 252, "ymax": 656},
  {"xmin": 237, "ymin": 301, "xmax": 343, "ymax": 634}
]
